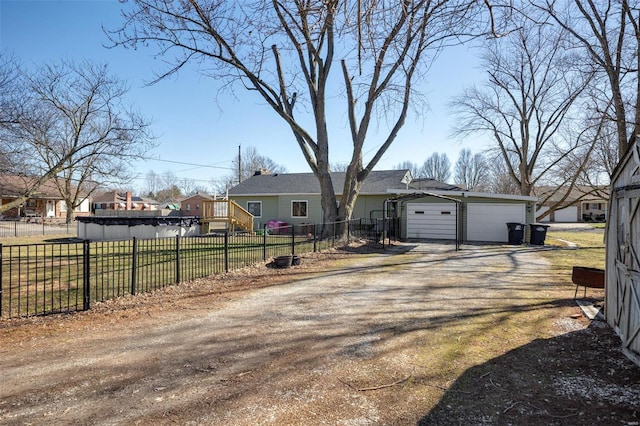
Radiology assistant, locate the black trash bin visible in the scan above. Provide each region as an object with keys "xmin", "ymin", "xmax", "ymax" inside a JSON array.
[
  {"xmin": 529, "ymin": 223, "xmax": 550, "ymax": 245},
  {"xmin": 506, "ymin": 222, "xmax": 525, "ymax": 245}
]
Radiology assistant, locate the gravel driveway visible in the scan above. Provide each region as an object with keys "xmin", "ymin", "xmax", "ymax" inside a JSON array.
[{"xmin": 1, "ymin": 242, "xmax": 636, "ymax": 425}]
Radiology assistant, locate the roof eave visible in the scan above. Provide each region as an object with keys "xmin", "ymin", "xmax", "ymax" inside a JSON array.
[{"xmin": 388, "ymin": 189, "xmax": 538, "ymax": 202}]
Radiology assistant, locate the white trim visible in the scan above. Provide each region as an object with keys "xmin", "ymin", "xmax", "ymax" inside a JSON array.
[
  {"xmin": 247, "ymin": 201, "xmax": 262, "ymax": 218},
  {"xmin": 291, "ymin": 200, "xmax": 308, "ymax": 218}
]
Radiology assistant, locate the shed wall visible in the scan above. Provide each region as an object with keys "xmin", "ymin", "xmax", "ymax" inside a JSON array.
[{"xmin": 606, "ymin": 143, "xmax": 640, "ymax": 364}]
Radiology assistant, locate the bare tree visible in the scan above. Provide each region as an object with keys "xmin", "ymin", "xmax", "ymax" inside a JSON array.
[
  {"xmin": 420, "ymin": 153, "xmax": 451, "ymax": 182},
  {"xmin": 0, "ymin": 53, "xmax": 23, "ymax": 176},
  {"xmin": 234, "ymin": 146, "xmax": 287, "ymax": 183},
  {"xmin": 143, "ymin": 170, "xmax": 162, "ymax": 198},
  {"xmin": 160, "ymin": 170, "xmax": 182, "ymax": 200},
  {"xmin": 212, "ymin": 146, "xmax": 287, "ymax": 194},
  {"xmin": 107, "ymin": 0, "xmax": 499, "ymax": 227},
  {"xmin": 486, "ymin": 153, "xmax": 521, "ymax": 194},
  {"xmin": 454, "ymin": 148, "xmax": 489, "ymax": 190},
  {"xmin": 178, "ymin": 177, "xmax": 199, "ymax": 196},
  {"xmin": 330, "ymin": 162, "xmax": 350, "ymax": 172},
  {"xmin": 1, "ymin": 59, "xmax": 153, "ymax": 220},
  {"xmin": 588, "ymin": 121, "xmax": 619, "ymax": 180},
  {"xmin": 155, "ymin": 185, "xmax": 183, "ymax": 202},
  {"xmin": 0, "ymin": 52, "xmax": 22, "ymax": 130},
  {"xmin": 393, "ymin": 161, "xmax": 421, "ymax": 178},
  {"xmin": 451, "ymin": 18, "xmax": 593, "ymax": 197},
  {"xmin": 540, "ymin": 0, "xmax": 640, "ymax": 159}
]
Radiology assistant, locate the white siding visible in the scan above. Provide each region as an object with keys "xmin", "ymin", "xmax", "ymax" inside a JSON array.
[{"xmin": 467, "ymin": 204, "xmax": 525, "ymax": 243}]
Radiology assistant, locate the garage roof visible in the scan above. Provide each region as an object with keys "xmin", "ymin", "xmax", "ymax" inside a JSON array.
[{"xmin": 390, "ymin": 189, "xmax": 538, "ymax": 202}]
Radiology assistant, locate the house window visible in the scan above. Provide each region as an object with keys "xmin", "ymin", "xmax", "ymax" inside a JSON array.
[
  {"xmin": 247, "ymin": 201, "xmax": 262, "ymax": 217},
  {"xmin": 586, "ymin": 202, "xmax": 602, "ymax": 210},
  {"xmin": 292, "ymin": 200, "xmax": 308, "ymax": 218},
  {"xmin": 186, "ymin": 203, "xmax": 191, "ymax": 212}
]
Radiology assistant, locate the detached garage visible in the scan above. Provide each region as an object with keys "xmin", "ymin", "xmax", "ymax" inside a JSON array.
[{"xmin": 395, "ymin": 191, "xmax": 537, "ymax": 244}]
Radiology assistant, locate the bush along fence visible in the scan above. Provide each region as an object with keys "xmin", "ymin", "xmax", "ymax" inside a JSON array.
[
  {"xmin": 0, "ymin": 219, "xmax": 75, "ymax": 238},
  {"xmin": 0, "ymin": 218, "xmax": 399, "ymax": 319}
]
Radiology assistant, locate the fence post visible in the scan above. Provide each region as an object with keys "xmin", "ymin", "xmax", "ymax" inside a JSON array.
[
  {"xmin": 224, "ymin": 231, "xmax": 229, "ymax": 273},
  {"xmin": 263, "ymin": 224, "xmax": 267, "ymax": 261},
  {"xmin": 0, "ymin": 243, "xmax": 3, "ymax": 317},
  {"xmin": 83, "ymin": 240, "xmax": 90, "ymax": 311},
  {"xmin": 14, "ymin": 220, "xmax": 17, "ymax": 237},
  {"xmin": 42, "ymin": 219, "xmax": 45, "ymax": 235},
  {"xmin": 347, "ymin": 220, "xmax": 350, "ymax": 245},
  {"xmin": 313, "ymin": 223, "xmax": 317, "ymax": 252},
  {"xmin": 175, "ymin": 235, "xmax": 181, "ymax": 284},
  {"xmin": 131, "ymin": 237, "xmax": 137, "ymax": 295},
  {"xmin": 382, "ymin": 218, "xmax": 387, "ymax": 249},
  {"xmin": 332, "ymin": 221, "xmax": 336, "ymax": 247},
  {"xmin": 291, "ymin": 224, "xmax": 295, "ymax": 255}
]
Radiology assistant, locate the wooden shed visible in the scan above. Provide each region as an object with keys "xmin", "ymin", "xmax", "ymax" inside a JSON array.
[{"xmin": 606, "ymin": 141, "xmax": 640, "ymax": 364}]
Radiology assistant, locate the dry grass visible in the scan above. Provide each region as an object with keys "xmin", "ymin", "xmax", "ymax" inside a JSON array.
[{"xmin": 539, "ymin": 229, "xmax": 605, "ymax": 282}]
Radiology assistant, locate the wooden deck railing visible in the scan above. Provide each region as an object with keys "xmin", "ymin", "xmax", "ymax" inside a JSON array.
[{"xmin": 201, "ymin": 200, "xmax": 254, "ymax": 232}]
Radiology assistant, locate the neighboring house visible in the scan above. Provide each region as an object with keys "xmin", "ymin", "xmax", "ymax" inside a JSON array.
[
  {"xmin": 410, "ymin": 178, "xmax": 465, "ymax": 191},
  {"xmin": 180, "ymin": 193, "xmax": 216, "ymax": 216},
  {"xmin": 158, "ymin": 198, "xmax": 182, "ymax": 211},
  {"xmin": 229, "ymin": 169, "xmax": 538, "ymax": 243},
  {"xmin": 606, "ymin": 140, "xmax": 640, "ymax": 365},
  {"xmin": 0, "ymin": 175, "xmax": 91, "ymax": 219},
  {"xmin": 533, "ymin": 186, "xmax": 609, "ymax": 223},
  {"xmin": 92, "ymin": 191, "xmax": 159, "ymax": 213}
]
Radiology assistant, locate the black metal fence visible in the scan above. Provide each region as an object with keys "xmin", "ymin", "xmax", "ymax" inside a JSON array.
[
  {"xmin": 0, "ymin": 219, "xmax": 75, "ymax": 238},
  {"xmin": 0, "ymin": 218, "xmax": 399, "ymax": 319}
]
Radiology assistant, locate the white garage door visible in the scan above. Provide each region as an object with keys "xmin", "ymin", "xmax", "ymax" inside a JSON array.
[
  {"xmin": 537, "ymin": 206, "xmax": 550, "ymax": 222},
  {"xmin": 553, "ymin": 206, "xmax": 577, "ymax": 222},
  {"xmin": 467, "ymin": 203, "xmax": 525, "ymax": 243},
  {"xmin": 407, "ymin": 203, "xmax": 457, "ymax": 240}
]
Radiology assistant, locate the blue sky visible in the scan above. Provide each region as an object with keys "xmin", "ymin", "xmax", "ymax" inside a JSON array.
[{"xmin": 0, "ymin": 0, "xmax": 489, "ymax": 191}]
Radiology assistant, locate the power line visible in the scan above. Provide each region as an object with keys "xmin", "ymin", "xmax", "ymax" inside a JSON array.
[{"xmin": 141, "ymin": 156, "xmax": 235, "ymax": 171}]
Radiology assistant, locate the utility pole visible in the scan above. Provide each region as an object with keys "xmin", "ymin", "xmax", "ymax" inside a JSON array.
[{"xmin": 238, "ymin": 145, "xmax": 242, "ymax": 184}]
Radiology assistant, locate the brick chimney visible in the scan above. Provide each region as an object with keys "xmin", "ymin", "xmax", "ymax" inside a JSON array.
[{"xmin": 126, "ymin": 191, "xmax": 132, "ymax": 210}]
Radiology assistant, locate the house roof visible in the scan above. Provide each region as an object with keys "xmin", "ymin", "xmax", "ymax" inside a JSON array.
[
  {"xmin": 533, "ymin": 185, "xmax": 609, "ymax": 206},
  {"xmin": 0, "ymin": 175, "xmax": 64, "ymax": 199},
  {"xmin": 409, "ymin": 178, "xmax": 464, "ymax": 191},
  {"xmin": 180, "ymin": 193, "xmax": 217, "ymax": 203},
  {"xmin": 228, "ymin": 169, "xmax": 413, "ymax": 196},
  {"xmin": 92, "ymin": 191, "xmax": 159, "ymax": 205}
]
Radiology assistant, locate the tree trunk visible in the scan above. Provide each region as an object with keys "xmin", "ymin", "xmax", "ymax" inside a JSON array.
[{"xmin": 65, "ymin": 204, "xmax": 75, "ymax": 224}]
